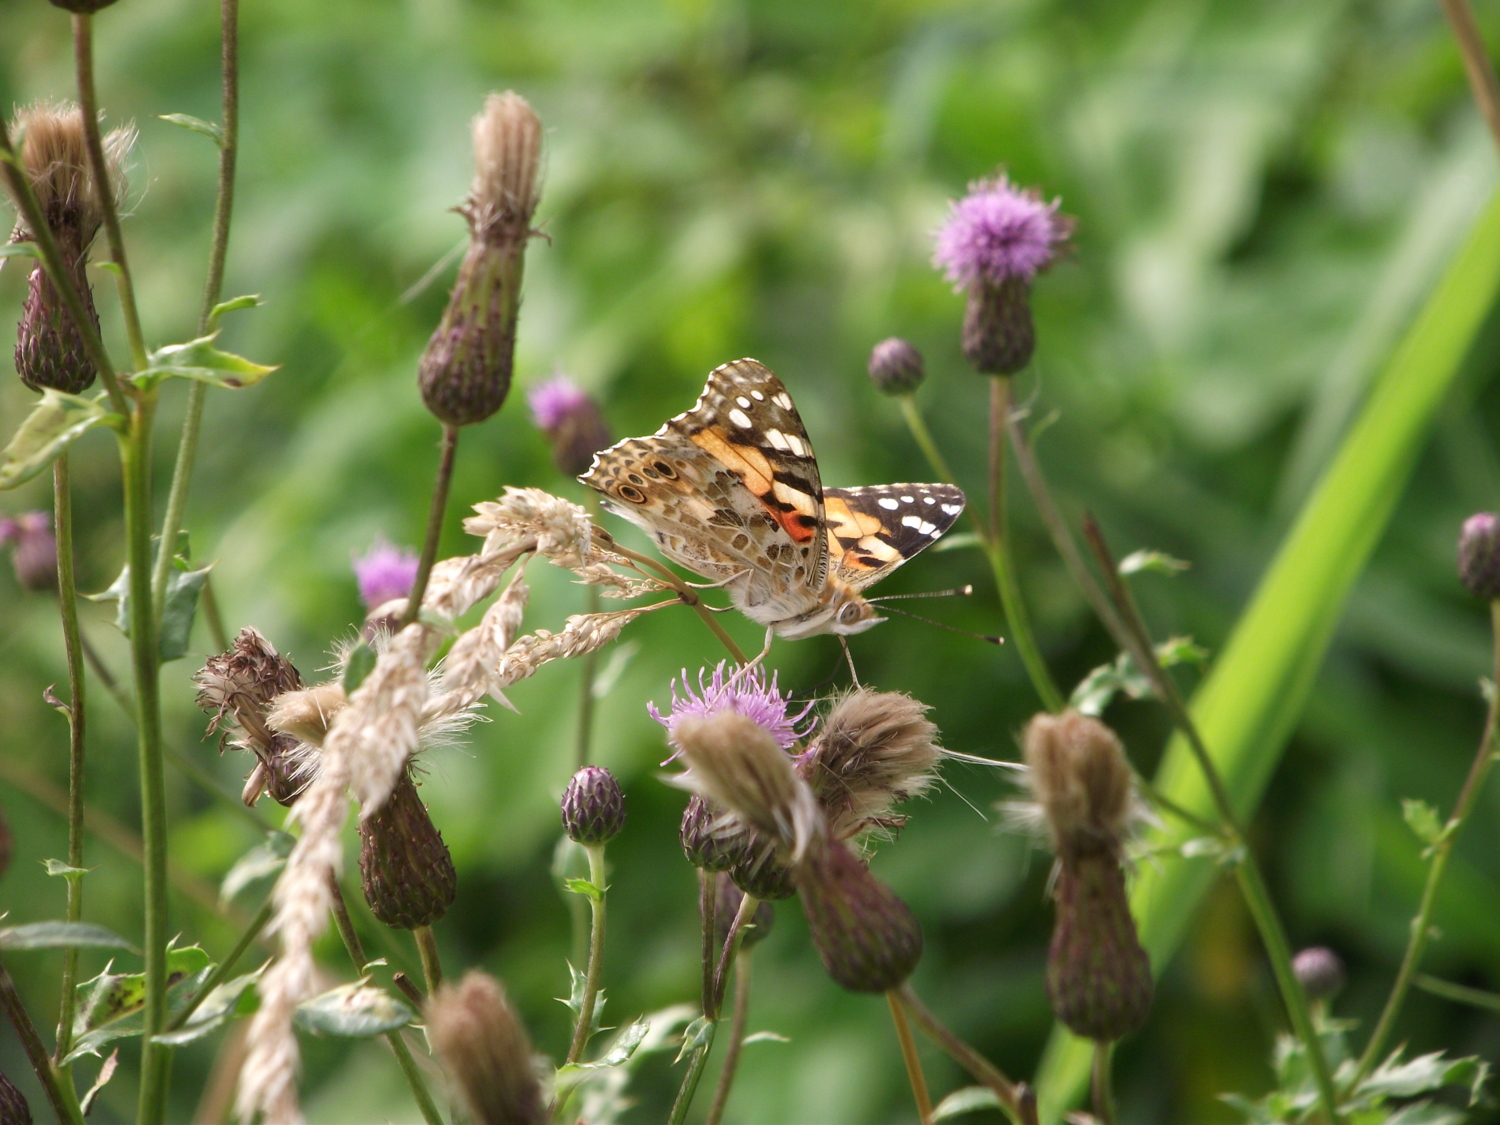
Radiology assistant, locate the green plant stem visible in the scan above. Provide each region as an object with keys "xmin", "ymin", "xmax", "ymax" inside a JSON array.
[
  {"xmin": 328, "ymin": 880, "xmax": 443, "ymax": 1125},
  {"xmin": 52, "ymin": 453, "xmax": 88, "ymax": 1069},
  {"xmin": 1414, "ymin": 973, "xmax": 1500, "ymax": 1013},
  {"xmin": 667, "ymin": 1019, "xmax": 718, "ymax": 1125},
  {"xmin": 1353, "ymin": 599, "xmax": 1500, "ymax": 1081},
  {"xmin": 400, "ymin": 423, "xmax": 460, "ymax": 629},
  {"xmin": 898, "ymin": 394, "xmax": 958, "ymax": 484},
  {"xmin": 0, "ymin": 119, "xmax": 126, "ymax": 415},
  {"xmin": 200, "ymin": 575, "xmax": 230, "ymax": 651},
  {"xmin": 704, "ymin": 949, "xmax": 752, "ymax": 1125},
  {"xmin": 1439, "ymin": 0, "xmax": 1500, "ymax": 155},
  {"xmin": 608, "ymin": 541, "xmax": 749, "ymax": 664},
  {"xmin": 414, "ymin": 925, "xmax": 442, "ymax": 994},
  {"xmin": 168, "ymin": 899, "xmax": 273, "ymax": 1032},
  {"xmin": 1090, "ymin": 1041, "xmax": 1117, "ymax": 1125},
  {"xmin": 896, "ymin": 982, "xmax": 1021, "ymax": 1122},
  {"xmin": 566, "ymin": 845, "xmax": 609, "ymax": 1064},
  {"xmin": 699, "ymin": 870, "xmax": 716, "ymax": 1017},
  {"xmin": 0, "ymin": 961, "xmax": 85, "ymax": 1125},
  {"xmin": 575, "ymin": 586, "xmax": 601, "ymax": 769},
  {"xmin": 72, "ymin": 14, "xmax": 147, "ymax": 374},
  {"xmin": 710, "ymin": 891, "xmax": 757, "ymax": 1017},
  {"xmin": 889, "ymin": 989, "xmax": 934, "ymax": 1125}
]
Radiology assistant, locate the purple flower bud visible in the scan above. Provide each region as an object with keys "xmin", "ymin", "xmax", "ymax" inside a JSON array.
[
  {"xmin": 353, "ymin": 539, "xmax": 419, "ymax": 611},
  {"xmin": 528, "ymin": 376, "xmax": 612, "ymax": 478},
  {"xmin": 1458, "ymin": 513, "xmax": 1500, "ymax": 600},
  {"xmin": 1293, "ymin": 947, "xmax": 1346, "ymax": 1002},
  {"xmin": 730, "ymin": 835, "xmax": 797, "ymax": 902},
  {"xmin": 359, "ymin": 769, "xmax": 458, "ymax": 930},
  {"xmin": 0, "ymin": 512, "xmax": 56, "ymax": 592},
  {"xmin": 561, "ymin": 765, "xmax": 625, "ymax": 845},
  {"xmin": 867, "ymin": 338, "xmax": 925, "ymax": 396},
  {"xmin": 680, "ymin": 794, "xmax": 741, "ymax": 872}
]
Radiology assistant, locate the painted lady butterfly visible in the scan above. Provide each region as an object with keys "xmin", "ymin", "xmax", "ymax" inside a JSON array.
[{"xmin": 580, "ymin": 359, "xmax": 966, "ymax": 643}]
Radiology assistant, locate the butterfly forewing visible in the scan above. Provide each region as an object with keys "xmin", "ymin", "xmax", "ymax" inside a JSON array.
[{"xmin": 823, "ymin": 484, "xmax": 966, "ymax": 590}]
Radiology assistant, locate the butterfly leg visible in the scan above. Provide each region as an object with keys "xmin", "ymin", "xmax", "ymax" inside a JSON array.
[
  {"xmin": 839, "ymin": 636, "xmax": 861, "ymax": 689},
  {"xmin": 683, "ymin": 570, "xmax": 748, "ymax": 591},
  {"xmin": 741, "ymin": 626, "xmax": 775, "ymax": 670}
]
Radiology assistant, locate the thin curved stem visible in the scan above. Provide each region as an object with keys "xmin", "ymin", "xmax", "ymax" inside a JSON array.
[
  {"xmin": 414, "ymin": 925, "xmax": 443, "ymax": 994},
  {"xmin": 668, "ymin": 1019, "xmax": 718, "ymax": 1125},
  {"xmin": 1439, "ymin": 0, "xmax": 1500, "ymax": 156},
  {"xmin": 1354, "ymin": 599, "xmax": 1500, "ymax": 1081},
  {"xmin": 710, "ymin": 891, "xmax": 757, "ymax": 1017},
  {"xmin": 898, "ymin": 394, "xmax": 958, "ymax": 484},
  {"xmin": 52, "ymin": 453, "xmax": 88, "ymax": 1067},
  {"xmin": 0, "ymin": 962, "xmax": 84, "ymax": 1125},
  {"xmin": 896, "ymin": 982, "xmax": 1020, "ymax": 1121},
  {"xmin": 705, "ymin": 950, "xmax": 752, "ymax": 1125},
  {"xmin": 566, "ymin": 845, "xmax": 609, "ymax": 1064},
  {"xmin": 168, "ymin": 900, "xmax": 273, "ymax": 1032},
  {"xmin": 400, "ymin": 423, "xmax": 460, "ymax": 628},
  {"xmin": 699, "ymin": 870, "xmax": 717, "ymax": 1017},
  {"xmin": 72, "ymin": 14, "xmax": 148, "ymax": 373},
  {"xmin": 889, "ymin": 990, "xmax": 934, "ymax": 1125},
  {"xmin": 1090, "ymin": 1041, "xmax": 1118, "ymax": 1125},
  {"xmin": 607, "ymin": 541, "xmax": 749, "ymax": 664}
]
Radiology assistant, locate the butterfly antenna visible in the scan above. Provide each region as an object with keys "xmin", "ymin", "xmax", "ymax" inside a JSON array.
[
  {"xmin": 869, "ymin": 585, "xmax": 975, "ymax": 602},
  {"xmin": 877, "ymin": 601, "xmax": 1003, "ymax": 645}
]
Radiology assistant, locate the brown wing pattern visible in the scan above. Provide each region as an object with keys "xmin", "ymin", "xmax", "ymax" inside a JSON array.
[{"xmin": 823, "ymin": 484, "xmax": 966, "ymax": 590}]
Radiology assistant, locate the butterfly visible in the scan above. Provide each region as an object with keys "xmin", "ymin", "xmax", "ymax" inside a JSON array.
[{"xmin": 580, "ymin": 358, "xmax": 965, "ymax": 648}]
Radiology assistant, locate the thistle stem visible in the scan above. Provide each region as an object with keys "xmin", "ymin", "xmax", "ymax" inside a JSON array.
[
  {"xmin": 710, "ymin": 891, "xmax": 758, "ymax": 1017},
  {"xmin": 705, "ymin": 950, "xmax": 753, "ymax": 1125},
  {"xmin": 400, "ymin": 423, "xmax": 460, "ymax": 629},
  {"xmin": 566, "ymin": 845, "xmax": 609, "ymax": 1064},
  {"xmin": 889, "ymin": 990, "xmax": 934, "ymax": 1125},
  {"xmin": 1439, "ymin": 0, "xmax": 1500, "ymax": 156},
  {"xmin": 52, "ymin": 453, "xmax": 87, "ymax": 1068},
  {"xmin": 896, "ymin": 982, "xmax": 1020, "ymax": 1120},
  {"xmin": 168, "ymin": 899, "xmax": 273, "ymax": 1032},
  {"xmin": 699, "ymin": 870, "xmax": 717, "ymax": 1017},
  {"xmin": 0, "ymin": 962, "xmax": 84, "ymax": 1125},
  {"xmin": 72, "ymin": 14, "xmax": 148, "ymax": 374},
  {"xmin": 667, "ymin": 1019, "xmax": 718, "ymax": 1125},
  {"xmin": 200, "ymin": 575, "xmax": 230, "ymax": 652},
  {"xmin": 1090, "ymin": 1041, "xmax": 1118, "ymax": 1125},
  {"xmin": 898, "ymin": 394, "xmax": 958, "ymax": 484},
  {"xmin": 575, "ymin": 587, "xmax": 600, "ymax": 769},
  {"xmin": 1353, "ymin": 598, "xmax": 1500, "ymax": 1082},
  {"xmin": 414, "ymin": 925, "xmax": 443, "ymax": 993}
]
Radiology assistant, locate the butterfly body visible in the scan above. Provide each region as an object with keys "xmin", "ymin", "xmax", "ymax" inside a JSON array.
[{"xmin": 580, "ymin": 359, "xmax": 965, "ymax": 639}]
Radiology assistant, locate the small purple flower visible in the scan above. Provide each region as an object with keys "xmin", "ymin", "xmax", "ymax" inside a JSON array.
[
  {"xmin": 527, "ymin": 376, "xmax": 591, "ymax": 433},
  {"xmin": 0, "ymin": 511, "xmax": 56, "ymax": 592},
  {"xmin": 933, "ymin": 174, "xmax": 1070, "ymax": 292},
  {"xmin": 354, "ymin": 539, "xmax": 420, "ymax": 610},
  {"xmin": 650, "ymin": 662, "xmax": 814, "ymax": 759}
]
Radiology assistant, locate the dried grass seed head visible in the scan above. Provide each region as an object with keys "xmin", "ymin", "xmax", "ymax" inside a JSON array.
[
  {"xmin": 427, "ymin": 970, "xmax": 545, "ymax": 1125},
  {"xmin": 1022, "ymin": 710, "xmax": 1134, "ymax": 859},
  {"xmin": 799, "ymin": 688, "xmax": 940, "ymax": 840}
]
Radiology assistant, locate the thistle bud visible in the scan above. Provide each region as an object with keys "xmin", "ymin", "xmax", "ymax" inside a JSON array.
[
  {"xmin": 8, "ymin": 104, "xmax": 130, "ymax": 394},
  {"xmin": 1458, "ymin": 513, "xmax": 1500, "ymax": 600},
  {"xmin": 196, "ymin": 628, "xmax": 307, "ymax": 807},
  {"xmin": 0, "ymin": 1066, "xmax": 30, "ymax": 1125},
  {"xmin": 793, "ymin": 840, "xmax": 922, "ymax": 993},
  {"xmin": 799, "ymin": 689, "xmax": 939, "ymax": 840},
  {"xmin": 714, "ymin": 871, "xmax": 776, "ymax": 951},
  {"xmin": 1022, "ymin": 711, "xmax": 1152, "ymax": 1041},
  {"xmin": 0, "ymin": 512, "xmax": 56, "ymax": 592},
  {"xmin": 1293, "ymin": 946, "xmax": 1346, "ymax": 1002},
  {"xmin": 560, "ymin": 765, "xmax": 625, "ymax": 846},
  {"xmin": 426, "ymin": 970, "xmax": 545, "ymax": 1125},
  {"xmin": 528, "ymin": 376, "xmax": 612, "ymax": 478},
  {"xmin": 48, "ymin": 0, "xmax": 118, "ymax": 13},
  {"xmin": 867, "ymin": 337, "xmax": 925, "ymax": 396},
  {"xmin": 729, "ymin": 836, "xmax": 797, "ymax": 902},
  {"xmin": 358, "ymin": 768, "xmax": 458, "ymax": 930},
  {"xmin": 419, "ymin": 93, "xmax": 543, "ymax": 427},
  {"xmin": 680, "ymin": 795, "xmax": 741, "ymax": 872}
]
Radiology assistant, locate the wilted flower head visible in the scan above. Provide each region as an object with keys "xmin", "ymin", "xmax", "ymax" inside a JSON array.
[
  {"xmin": 795, "ymin": 840, "xmax": 923, "ymax": 993},
  {"xmin": 528, "ymin": 375, "xmax": 612, "ymax": 478},
  {"xmin": 354, "ymin": 539, "xmax": 420, "ymax": 612},
  {"xmin": 1458, "ymin": 513, "xmax": 1500, "ymax": 601},
  {"xmin": 651, "ymin": 662, "xmax": 813, "ymax": 757},
  {"xmin": 0, "ymin": 1063, "xmax": 30, "ymax": 1125},
  {"xmin": 798, "ymin": 689, "xmax": 940, "ymax": 840},
  {"xmin": 1020, "ymin": 709, "xmax": 1136, "ymax": 861},
  {"xmin": 195, "ymin": 628, "xmax": 306, "ymax": 806},
  {"xmin": 0, "ymin": 511, "xmax": 56, "ymax": 592},
  {"xmin": 933, "ymin": 173, "xmax": 1070, "ymax": 292},
  {"xmin": 426, "ymin": 971, "xmax": 545, "ymax": 1125}
]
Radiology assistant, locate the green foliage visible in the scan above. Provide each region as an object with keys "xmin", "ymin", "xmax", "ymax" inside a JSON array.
[
  {"xmin": 0, "ymin": 389, "xmax": 115, "ymax": 490},
  {"xmin": 293, "ymin": 980, "xmax": 413, "ymax": 1038},
  {"xmin": 64, "ymin": 946, "xmax": 214, "ymax": 1064}
]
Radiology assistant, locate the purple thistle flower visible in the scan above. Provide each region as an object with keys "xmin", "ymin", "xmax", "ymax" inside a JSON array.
[
  {"xmin": 354, "ymin": 539, "xmax": 420, "ymax": 610},
  {"xmin": 650, "ymin": 661, "xmax": 815, "ymax": 759},
  {"xmin": 933, "ymin": 173, "xmax": 1070, "ymax": 292},
  {"xmin": 527, "ymin": 376, "xmax": 591, "ymax": 433}
]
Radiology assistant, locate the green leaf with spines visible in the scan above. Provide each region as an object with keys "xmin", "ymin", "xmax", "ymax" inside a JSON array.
[
  {"xmin": 0, "ymin": 390, "xmax": 116, "ymax": 490},
  {"xmin": 135, "ymin": 334, "xmax": 277, "ymax": 390},
  {"xmin": 565, "ymin": 877, "xmax": 605, "ymax": 902},
  {"xmin": 294, "ymin": 980, "xmax": 412, "ymax": 1038},
  {"xmin": 207, "ymin": 294, "xmax": 262, "ymax": 330},
  {"xmin": 157, "ymin": 113, "xmax": 224, "ymax": 146},
  {"xmin": 64, "ymin": 945, "xmax": 214, "ymax": 1063},
  {"xmin": 89, "ymin": 557, "xmax": 212, "ymax": 662},
  {"xmin": 1401, "ymin": 799, "xmax": 1448, "ymax": 852},
  {"xmin": 43, "ymin": 859, "xmax": 89, "ymax": 879},
  {"xmin": 152, "ymin": 968, "xmax": 263, "ymax": 1047},
  {"xmin": 674, "ymin": 1015, "xmax": 713, "ymax": 1063},
  {"xmin": 220, "ymin": 832, "xmax": 295, "ymax": 906},
  {"xmin": 1119, "ymin": 548, "xmax": 1191, "ymax": 576},
  {"xmin": 933, "ymin": 1086, "xmax": 1004, "ymax": 1120},
  {"xmin": 0, "ymin": 921, "xmax": 133, "ymax": 952}
]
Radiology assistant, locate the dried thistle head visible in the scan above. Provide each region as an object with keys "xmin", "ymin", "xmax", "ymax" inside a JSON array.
[
  {"xmin": 426, "ymin": 970, "xmax": 544, "ymax": 1125},
  {"xmin": 466, "ymin": 92, "xmax": 543, "ymax": 242},
  {"xmin": 9, "ymin": 102, "xmax": 130, "ymax": 249},
  {"xmin": 265, "ymin": 681, "xmax": 347, "ymax": 750},
  {"xmin": 196, "ymin": 628, "xmax": 307, "ymax": 806},
  {"xmin": 670, "ymin": 711, "xmax": 822, "ymax": 863},
  {"xmin": 1021, "ymin": 710, "xmax": 1135, "ymax": 861},
  {"xmin": 798, "ymin": 689, "xmax": 940, "ymax": 840}
]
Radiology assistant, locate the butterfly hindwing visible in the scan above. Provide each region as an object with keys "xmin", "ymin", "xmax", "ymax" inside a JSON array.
[{"xmin": 823, "ymin": 484, "xmax": 966, "ymax": 590}]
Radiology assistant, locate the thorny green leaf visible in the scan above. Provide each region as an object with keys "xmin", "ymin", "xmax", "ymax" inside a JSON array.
[
  {"xmin": 557, "ymin": 1019, "xmax": 651, "ymax": 1080},
  {"xmin": 207, "ymin": 294, "xmax": 263, "ymax": 331},
  {"xmin": 565, "ymin": 877, "xmax": 605, "ymax": 902},
  {"xmin": 1401, "ymin": 799, "xmax": 1448, "ymax": 852},
  {"xmin": 90, "ymin": 546, "xmax": 212, "ymax": 663},
  {"xmin": 675, "ymin": 1015, "xmax": 714, "ymax": 1064},
  {"xmin": 0, "ymin": 921, "xmax": 133, "ymax": 952},
  {"xmin": 741, "ymin": 1030, "xmax": 790, "ymax": 1045},
  {"xmin": 152, "ymin": 967, "xmax": 263, "ymax": 1047},
  {"xmin": 42, "ymin": 859, "xmax": 89, "ymax": 879},
  {"xmin": 64, "ymin": 945, "xmax": 213, "ymax": 1063},
  {"xmin": 220, "ymin": 832, "xmax": 295, "ymax": 906},
  {"xmin": 157, "ymin": 113, "xmax": 224, "ymax": 147},
  {"xmin": 0, "ymin": 390, "xmax": 115, "ymax": 491},
  {"xmin": 933, "ymin": 1086, "xmax": 1004, "ymax": 1120},
  {"xmin": 135, "ymin": 334, "xmax": 277, "ymax": 390},
  {"xmin": 78, "ymin": 1050, "xmax": 118, "ymax": 1116},
  {"xmin": 1069, "ymin": 639, "xmax": 1210, "ymax": 717},
  {"xmin": 1119, "ymin": 548, "xmax": 1191, "ymax": 576},
  {"xmin": 0, "ymin": 242, "xmax": 37, "ymax": 260},
  {"xmin": 294, "ymin": 980, "xmax": 412, "ymax": 1038},
  {"xmin": 342, "ymin": 641, "xmax": 377, "ymax": 693}
]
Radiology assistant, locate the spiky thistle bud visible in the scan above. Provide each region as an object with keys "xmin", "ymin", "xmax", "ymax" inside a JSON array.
[
  {"xmin": 528, "ymin": 376, "xmax": 612, "ymax": 478},
  {"xmin": 714, "ymin": 871, "xmax": 775, "ymax": 951},
  {"xmin": 426, "ymin": 970, "xmax": 544, "ymax": 1125},
  {"xmin": 1022, "ymin": 710, "xmax": 1151, "ymax": 1041},
  {"xmin": 358, "ymin": 768, "xmax": 457, "ymax": 929},
  {"xmin": 8, "ymin": 104, "xmax": 130, "ymax": 394},
  {"xmin": 933, "ymin": 173, "xmax": 1071, "ymax": 377},
  {"xmin": 867, "ymin": 337, "xmax": 925, "ymax": 396},
  {"xmin": 793, "ymin": 840, "xmax": 923, "ymax": 993},
  {"xmin": 48, "ymin": 0, "xmax": 118, "ymax": 14},
  {"xmin": 561, "ymin": 765, "xmax": 625, "ymax": 845},
  {"xmin": 680, "ymin": 795, "xmax": 741, "ymax": 872},
  {"xmin": 1458, "ymin": 513, "xmax": 1500, "ymax": 600},
  {"xmin": 1292, "ymin": 947, "xmax": 1346, "ymax": 1002},
  {"xmin": 0, "ymin": 1066, "xmax": 30, "ymax": 1125},
  {"xmin": 799, "ymin": 689, "xmax": 940, "ymax": 840},
  {"xmin": 0, "ymin": 512, "xmax": 56, "ymax": 592},
  {"xmin": 196, "ymin": 628, "xmax": 306, "ymax": 807},
  {"xmin": 729, "ymin": 834, "xmax": 797, "ymax": 902},
  {"xmin": 419, "ymin": 92, "xmax": 543, "ymax": 427}
]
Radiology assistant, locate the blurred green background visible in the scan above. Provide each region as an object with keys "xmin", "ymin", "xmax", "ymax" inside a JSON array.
[{"xmin": 4, "ymin": 0, "xmax": 1500, "ymax": 1120}]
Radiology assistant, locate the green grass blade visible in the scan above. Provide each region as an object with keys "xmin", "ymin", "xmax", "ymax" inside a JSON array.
[{"xmin": 1034, "ymin": 185, "xmax": 1500, "ymax": 1121}]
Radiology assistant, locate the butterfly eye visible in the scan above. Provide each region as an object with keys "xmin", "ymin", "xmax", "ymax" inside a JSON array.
[
  {"xmin": 616, "ymin": 484, "xmax": 647, "ymax": 504},
  {"xmin": 838, "ymin": 603, "xmax": 862, "ymax": 625}
]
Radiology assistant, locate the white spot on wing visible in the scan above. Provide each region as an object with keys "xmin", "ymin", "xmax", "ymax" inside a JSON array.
[
  {"xmin": 878, "ymin": 497, "xmax": 899, "ymax": 510},
  {"xmin": 736, "ymin": 396, "xmax": 752, "ymax": 408},
  {"xmin": 901, "ymin": 496, "xmax": 915, "ymax": 503},
  {"xmin": 923, "ymin": 496, "xmax": 936, "ymax": 504},
  {"xmin": 728, "ymin": 408, "xmax": 753, "ymax": 429},
  {"xmin": 902, "ymin": 515, "xmax": 939, "ymax": 536},
  {"xmin": 751, "ymin": 390, "xmax": 766, "ymax": 401},
  {"xmin": 765, "ymin": 429, "xmax": 790, "ymax": 451},
  {"xmin": 772, "ymin": 393, "xmax": 793, "ymax": 409},
  {"xmin": 941, "ymin": 503, "xmax": 962, "ymax": 515}
]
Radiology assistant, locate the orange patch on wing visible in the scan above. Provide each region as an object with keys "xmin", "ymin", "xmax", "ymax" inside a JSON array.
[
  {"xmin": 823, "ymin": 497, "xmax": 883, "ymax": 540},
  {"xmin": 692, "ymin": 426, "xmax": 819, "ymax": 544}
]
